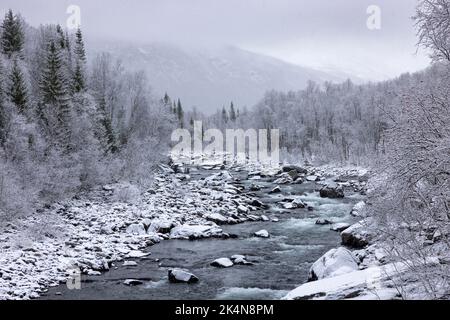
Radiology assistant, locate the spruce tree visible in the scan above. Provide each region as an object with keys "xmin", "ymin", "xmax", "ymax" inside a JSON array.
[
  {"xmin": 222, "ymin": 106, "xmax": 228, "ymax": 124},
  {"xmin": 177, "ymin": 99, "xmax": 184, "ymax": 128},
  {"xmin": 1, "ymin": 10, "xmax": 24, "ymax": 58},
  {"xmin": 73, "ymin": 62, "xmax": 85, "ymax": 93},
  {"xmin": 173, "ymin": 101, "xmax": 177, "ymax": 114},
  {"xmin": 229, "ymin": 101, "xmax": 236, "ymax": 122},
  {"xmin": 72, "ymin": 28, "xmax": 86, "ymax": 93},
  {"xmin": 97, "ymin": 95, "xmax": 117, "ymax": 153},
  {"xmin": 56, "ymin": 24, "xmax": 66, "ymax": 49},
  {"xmin": 8, "ymin": 59, "xmax": 28, "ymax": 114},
  {"xmin": 0, "ymin": 61, "xmax": 6, "ymax": 146},
  {"xmin": 163, "ymin": 92, "xmax": 171, "ymax": 107},
  {"xmin": 40, "ymin": 41, "xmax": 71, "ymax": 147},
  {"xmin": 74, "ymin": 28, "xmax": 86, "ymax": 62}
]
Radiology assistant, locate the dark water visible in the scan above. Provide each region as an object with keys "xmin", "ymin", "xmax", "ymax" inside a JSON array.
[{"xmin": 41, "ymin": 168, "xmax": 363, "ymax": 300}]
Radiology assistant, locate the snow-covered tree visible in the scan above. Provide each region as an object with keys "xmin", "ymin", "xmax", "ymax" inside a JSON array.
[
  {"xmin": 415, "ymin": 0, "xmax": 450, "ymax": 62},
  {"xmin": 0, "ymin": 10, "xmax": 24, "ymax": 59},
  {"xmin": 72, "ymin": 28, "xmax": 86, "ymax": 93},
  {"xmin": 0, "ymin": 60, "xmax": 6, "ymax": 146},
  {"xmin": 7, "ymin": 58, "xmax": 28, "ymax": 114},
  {"xmin": 39, "ymin": 40, "xmax": 71, "ymax": 148}
]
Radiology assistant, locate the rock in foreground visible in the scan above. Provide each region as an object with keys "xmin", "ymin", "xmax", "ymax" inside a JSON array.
[
  {"xmin": 308, "ymin": 247, "xmax": 359, "ymax": 281},
  {"xmin": 168, "ymin": 269, "xmax": 199, "ymax": 283}
]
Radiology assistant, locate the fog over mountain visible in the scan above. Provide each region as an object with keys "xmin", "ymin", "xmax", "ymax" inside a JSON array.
[{"xmin": 87, "ymin": 41, "xmax": 349, "ymax": 113}]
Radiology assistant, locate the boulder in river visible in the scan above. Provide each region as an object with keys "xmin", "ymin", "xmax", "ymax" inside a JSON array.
[
  {"xmin": 308, "ymin": 247, "xmax": 359, "ymax": 281},
  {"xmin": 282, "ymin": 198, "xmax": 305, "ymax": 209},
  {"xmin": 330, "ymin": 223, "xmax": 351, "ymax": 232},
  {"xmin": 231, "ymin": 255, "xmax": 253, "ymax": 266},
  {"xmin": 316, "ymin": 218, "xmax": 333, "ymax": 225},
  {"xmin": 269, "ymin": 186, "xmax": 281, "ymax": 194},
  {"xmin": 249, "ymin": 184, "xmax": 261, "ymax": 191},
  {"xmin": 123, "ymin": 261, "xmax": 138, "ymax": 267},
  {"xmin": 306, "ymin": 175, "xmax": 319, "ymax": 182},
  {"xmin": 282, "ymin": 165, "xmax": 308, "ymax": 175},
  {"xmin": 250, "ymin": 199, "xmax": 265, "ymax": 208},
  {"xmin": 211, "ymin": 258, "xmax": 234, "ymax": 268},
  {"xmin": 319, "ymin": 183, "xmax": 344, "ymax": 198},
  {"xmin": 123, "ymin": 279, "xmax": 144, "ymax": 286},
  {"xmin": 274, "ymin": 174, "xmax": 293, "ymax": 185},
  {"xmin": 254, "ymin": 229, "xmax": 270, "ymax": 238},
  {"xmin": 168, "ymin": 269, "xmax": 199, "ymax": 283},
  {"xmin": 287, "ymin": 170, "xmax": 299, "ymax": 180}
]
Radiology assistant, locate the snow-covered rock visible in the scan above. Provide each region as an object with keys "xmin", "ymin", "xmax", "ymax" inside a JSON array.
[
  {"xmin": 254, "ymin": 229, "xmax": 270, "ymax": 238},
  {"xmin": 274, "ymin": 175, "xmax": 293, "ymax": 185},
  {"xmin": 237, "ymin": 205, "xmax": 249, "ymax": 214},
  {"xmin": 211, "ymin": 258, "xmax": 234, "ymax": 268},
  {"xmin": 319, "ymin": 183, "xmax": 344, "ymax": 198},
  {"xmin": 308, "ymin": 247, "xmax": 359, "ymax": 281},
  {"xmin": 126, "ymin": 250, "xmax": 151, "ymax": 258},
  {"xmin": 169, "ymin": 224, "xmax": 222, "ymax": 239},
  {"xmin": 350, "ymin": 201, "xmax": 366, "ymax": 217},
  {"xmin": 341, "ymin": 221, "xmax": 373, "ymax": 248},
  {"xmin": 330, "ymin": 223, "xmax": 351, "ymax": 232},
  {"xmin": 284, "ymin": 262, "xmax": 409, "ymax": 300},
  {"xmin": 168, "ymin": 269, "xmax": 199, "ymax": 283},
  {"xmin": 231, "ymin": 255, "xmax": 253, "ymax": 265},
  {"xmin": 269, "ymin": 186, "xmax": 281, "ymax": 194},
  {"xmin": 147, "ymin": 220, "xmax": 174, "ymax": 234},
  {"xmin": 231, "ymin": 255, "xmax": 246, "ymax": 262},
  {"xmin": 287, "ymin": 170, "xmax": 299, "ymax": 180},
  {"xmin": 123, "ymin": 261, "xmax": 138, "ymax": 267},
  {"xmin": 126, "ymin": 223, "xmax": 146, "ymax": 235},
  {"xmin": 123, "ymin": 279, "xmax": 144, "ymax": 286},
  {"xmin": 316, "ymin": 219, "xmax": 333, "ymax": 225},
  {"xmin": 282, "ymin": 165, "xmax": 307, "ymax": 174},
  {"xmin": 206, "ymin": 213, "xmax": 228, "ymax": 224}
]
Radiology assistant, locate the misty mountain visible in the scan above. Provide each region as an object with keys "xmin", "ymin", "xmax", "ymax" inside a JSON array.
[{"xmin": 87, "ymin": 41, "xmax": 347, "ymax": 113}]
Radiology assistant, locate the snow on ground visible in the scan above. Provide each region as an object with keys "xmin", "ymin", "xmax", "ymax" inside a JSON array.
[{"xmin": 283, "ymin": 258, "xmax": 441, "ymax": 300}]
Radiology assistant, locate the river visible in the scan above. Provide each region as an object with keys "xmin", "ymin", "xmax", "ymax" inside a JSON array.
[{"xmin": 41, "ymin": 167, "xmax": 364, "ymax": 300}]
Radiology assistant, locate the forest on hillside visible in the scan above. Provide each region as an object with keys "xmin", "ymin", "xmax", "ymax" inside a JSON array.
[{"xmin": 0, "ymin": 10, "xmax": 177, "ymax": 219}]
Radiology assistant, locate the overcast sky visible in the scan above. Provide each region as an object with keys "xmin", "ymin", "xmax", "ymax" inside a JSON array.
[{"xmin": 1, "ymin": 0, "xmax": 430, "ymax": 80}]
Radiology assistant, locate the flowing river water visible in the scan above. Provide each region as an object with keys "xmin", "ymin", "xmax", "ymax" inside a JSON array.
[{"xmin": 41, "ymin": 167, "xmax": 364, "ymax": 300}]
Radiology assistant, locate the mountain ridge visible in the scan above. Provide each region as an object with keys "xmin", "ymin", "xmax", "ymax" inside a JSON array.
[{"xmin": 87, "ymin": 40, "xmax": 349, "ymax": 113}]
